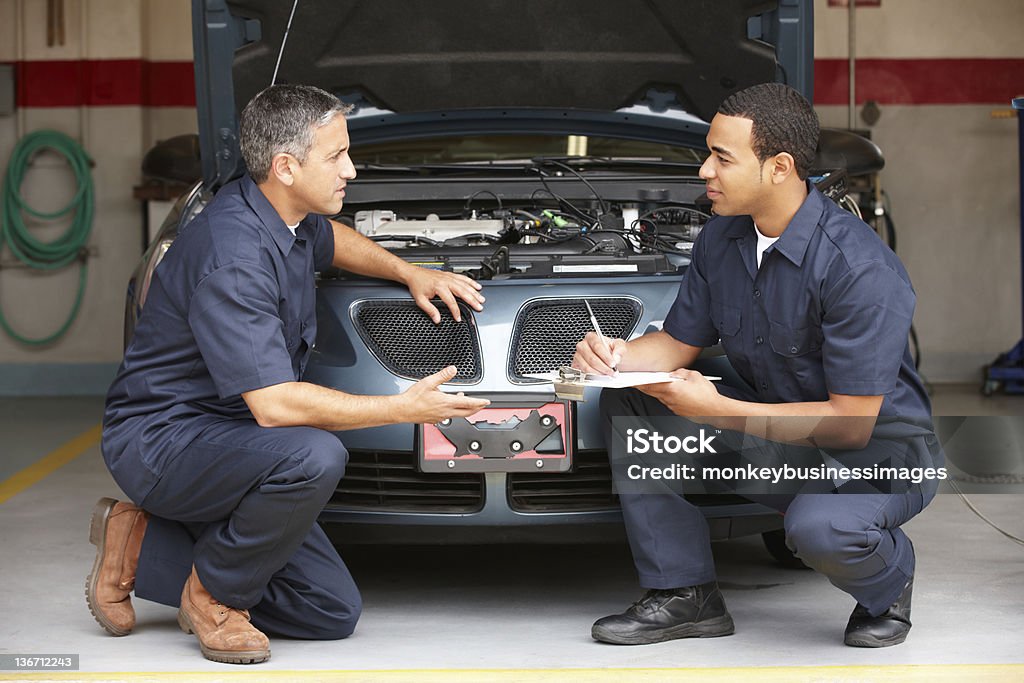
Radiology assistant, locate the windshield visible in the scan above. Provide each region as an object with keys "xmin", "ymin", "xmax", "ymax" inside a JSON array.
[{"xmin": 350, "ymin": 134, "xmax": 709, "ymax": 166}]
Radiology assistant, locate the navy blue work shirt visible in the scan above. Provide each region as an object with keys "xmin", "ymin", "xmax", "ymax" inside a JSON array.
[
  {"xmin": 664, "ymin": 186, "xmax": 930, "ymax": 419},
  {"xmin": 102, "ymin": 175, "xmax": 335, "ymax": 498}
]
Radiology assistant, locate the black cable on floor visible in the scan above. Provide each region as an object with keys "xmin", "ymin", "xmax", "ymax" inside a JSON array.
[{"xmin": 948, "ymin": 478, "xmax": 1024, "ymax": 547}]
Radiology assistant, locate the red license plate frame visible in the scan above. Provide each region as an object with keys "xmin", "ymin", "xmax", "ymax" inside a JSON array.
[{"xmin": 418, "ymin": 396, "xmax": 573, "ymax": 473}]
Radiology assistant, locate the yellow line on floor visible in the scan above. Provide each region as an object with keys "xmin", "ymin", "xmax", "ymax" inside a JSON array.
[
  {"xmin": 0, "ymin": 423, "xmax": 102, "ymax": 505},
  {"xmin": 1, "ymin": 665, "xmax": 1023, "ymax": 682}
]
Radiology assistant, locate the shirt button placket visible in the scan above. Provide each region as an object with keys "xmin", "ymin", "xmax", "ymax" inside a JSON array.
[{"xmin": 751, "ymin": 283, "xmax": 765, "ymax": 392}]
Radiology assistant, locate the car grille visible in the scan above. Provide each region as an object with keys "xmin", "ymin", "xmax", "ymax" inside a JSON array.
[
  {"xmin": 330, "ymin": 450, "xmax": 485, "ymax": 513},
  {"xmin": 507, "ymin": 451, "xmax": 760, "ymax": 513},
  {"xmin": 352, "ymin": 299, "xmax": 481, "ymax": 383},
  {"xmin": 329, "ymin": 450, "xmax": 747, "ymax": 516},
  {"xmin": 510, "ymin": 298, "xmax": 642, "ymax": 380},
  {"xmin": 507, "ymin": 450, "xmax": 618, "ymax": 512}
]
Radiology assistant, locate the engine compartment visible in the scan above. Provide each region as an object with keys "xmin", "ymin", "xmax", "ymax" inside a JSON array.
[{"xmin": 336, "ymin": 188, "xmax": 712, "ymax": 280}]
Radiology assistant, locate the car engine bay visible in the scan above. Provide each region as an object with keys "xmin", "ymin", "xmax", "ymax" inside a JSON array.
[{"xmin": 335, "ymin": 160, "xmax": 715, "ymax": 280}]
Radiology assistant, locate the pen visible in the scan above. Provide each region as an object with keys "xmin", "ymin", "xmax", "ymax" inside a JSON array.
[{"xmin": 585, "ymin": 300, "xmax": 617, "ymax": 373}]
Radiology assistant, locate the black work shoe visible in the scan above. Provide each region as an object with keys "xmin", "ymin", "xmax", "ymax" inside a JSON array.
[
  {"xmin": 591, "ymin": 582, "xmax": 735, "ymax": 645},
  {"xmin": 844, "ymin": 578, "xmax": 913, "ymax": 648}
]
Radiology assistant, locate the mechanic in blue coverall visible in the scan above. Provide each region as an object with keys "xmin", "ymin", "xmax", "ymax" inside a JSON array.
[
  {"xmin": 87, "ymin": 84, "xmax": 489, "ymax": 664},
  {"xmin": 573, "ymin": 83, "xmax": 941, "ymax": 648}
]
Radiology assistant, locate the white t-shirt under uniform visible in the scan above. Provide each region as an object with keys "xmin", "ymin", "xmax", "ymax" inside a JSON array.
[{"xmin": 755, "ymin": 223, "xmax": 779, "ymax": 269}]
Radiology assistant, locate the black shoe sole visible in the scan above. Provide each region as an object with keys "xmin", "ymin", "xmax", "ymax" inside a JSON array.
[
  {"xmin": 845, "ymin": 630, "xmax": 909, "ymax": 648},
  {"xmin": 592, "ymin": 614, "xmax": 735, "ymax": 645}
]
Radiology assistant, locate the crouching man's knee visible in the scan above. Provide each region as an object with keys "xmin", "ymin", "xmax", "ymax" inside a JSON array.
[
  {"xmin": 295, "ymin": 428, "xmax": 349, "ymax": 486},
  {"xmin": 784, "ymin": 514, "xmax": 876, "ymax": 577},
  {"xmin": 311, "ymin": 592, "xmax": 363, "ymax": 640}
]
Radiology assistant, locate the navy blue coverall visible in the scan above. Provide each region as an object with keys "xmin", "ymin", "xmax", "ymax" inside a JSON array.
[
  {"xmin": 102, "ymin": 175, "xmax": 360, "ymax": 639},
  {"xmin": 603, "ymin": 186, "xmax": 942, "ymax": 616}
]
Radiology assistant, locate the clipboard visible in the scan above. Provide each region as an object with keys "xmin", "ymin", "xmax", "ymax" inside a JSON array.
[{"xmin": 524, "ymin": 367, "xmax": 722, "ymax": 401}]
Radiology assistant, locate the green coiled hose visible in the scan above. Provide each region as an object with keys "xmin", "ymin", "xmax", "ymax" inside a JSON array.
[{"xmin": 0, "ymin": 129, "xmax": 94, "ymax": 345}]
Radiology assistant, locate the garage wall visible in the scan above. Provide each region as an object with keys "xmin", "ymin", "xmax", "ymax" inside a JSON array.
[
  {"xmin": 0, "ymin": 0, "xmax": 194, "ymax": 393},
  {"xmin": 140, "ymin": 0, "xmax": 196, "ymax": 148},
  {"xmin": 0, "ymin": 0, "xmax": 1020, "ymax": 392},
  {"xmin": 813, "ymin": 0, "xmax": 1023, "ymax": 384}
]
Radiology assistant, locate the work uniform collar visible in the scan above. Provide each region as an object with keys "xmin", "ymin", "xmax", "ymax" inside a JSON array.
[
  {"xmin": 770, "ymin": 184, "xmax": 824, "ymax": 267},
  {"xmin": 240, "ymin": 174, "xmax": 304, "ymax": 256},
  {"xmin": 720, "ymin": 182, "xmax": 824, "ymax": 268}
]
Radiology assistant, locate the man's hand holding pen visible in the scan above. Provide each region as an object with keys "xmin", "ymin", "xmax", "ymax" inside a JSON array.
[{"xmin": 572, "ymin": 331, "xmax": 629, "ymax": 377}]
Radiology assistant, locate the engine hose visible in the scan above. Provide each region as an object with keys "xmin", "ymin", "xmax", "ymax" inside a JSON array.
[{"xmin": 0, "ymin": 130, "xmax": 94, "ymax": 345}]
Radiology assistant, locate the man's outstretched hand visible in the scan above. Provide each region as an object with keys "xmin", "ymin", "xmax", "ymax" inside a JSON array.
[{"xmin": 396, "ymin": 366, "xmax": 490, "ymax": 424}]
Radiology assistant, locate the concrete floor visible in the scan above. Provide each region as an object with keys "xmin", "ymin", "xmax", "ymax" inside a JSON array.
[{"xmin": 0, "ymin": 386, "xmax": 1022, "ymax": 680}]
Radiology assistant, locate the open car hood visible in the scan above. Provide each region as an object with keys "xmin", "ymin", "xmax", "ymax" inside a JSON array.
[{"xmin": 192, "ymin": 0, "xmax": 813, "ymax": 188}]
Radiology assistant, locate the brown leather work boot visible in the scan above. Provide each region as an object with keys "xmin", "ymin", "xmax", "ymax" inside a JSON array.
[
  {"xmin": 177, "ymin": 566, "xmax": 271, "ymax": 664},
  {"xmin": 85, "ymin": 497, "xmax": 149, "ymax": 636}
]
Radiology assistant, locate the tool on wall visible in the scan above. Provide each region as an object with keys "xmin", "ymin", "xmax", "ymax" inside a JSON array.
[{"xmin": 46, "ymin": 0, "xmax": 66, "ymax": 47}]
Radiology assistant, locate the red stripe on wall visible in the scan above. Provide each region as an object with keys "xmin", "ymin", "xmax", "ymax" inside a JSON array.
[
  {"xmin": 8, "ymin": 58, "xmax": 1023, "ymax": 108},
  {"xmin": 814, "ymin": 58, "xmax": 1024, "ymax": 105},
  {"xmin": 14, "ymin": 59, "xmax": 194, "ymax": 107},
  {"xmin": 141, "ymin": 61, "xmax": 196, "ymax": 107}
]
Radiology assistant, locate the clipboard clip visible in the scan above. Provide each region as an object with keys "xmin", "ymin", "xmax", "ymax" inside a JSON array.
[{"xmin": 554, "ymin": 366, "xmax": 587, "ymax": 401}]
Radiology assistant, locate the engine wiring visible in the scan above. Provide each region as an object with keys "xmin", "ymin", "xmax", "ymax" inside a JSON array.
[
  {"xmin": 464, "ymin": 189, "xmax": 503, "ymax": 214},
  {"xmin": 532, "ymin": 158, "xmax": 611, "ymax": 216},
  {"xmin": 528, "ymin": 186, "xmax": 594, "ymax": 226}
]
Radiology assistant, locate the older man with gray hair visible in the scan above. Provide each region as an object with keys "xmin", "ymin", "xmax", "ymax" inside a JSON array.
[{"xmin": 87, "ymin": 84, "xmax": 489, "ymax": 664}]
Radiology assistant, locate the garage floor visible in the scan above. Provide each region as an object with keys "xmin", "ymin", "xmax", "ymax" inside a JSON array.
[{"xmin": 1, "ymin": 385, "xmax": 1022, "ymax": 682}]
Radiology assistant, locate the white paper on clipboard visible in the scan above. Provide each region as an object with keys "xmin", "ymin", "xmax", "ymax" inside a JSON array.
[{"xmin": 523, "ymin": 371, "xmax": 721, "ymax": 388}]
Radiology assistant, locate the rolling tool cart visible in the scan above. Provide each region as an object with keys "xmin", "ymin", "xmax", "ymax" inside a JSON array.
[{"xmin": 984, "ymin": 97, "xmax": 1024, "ymax": 395}]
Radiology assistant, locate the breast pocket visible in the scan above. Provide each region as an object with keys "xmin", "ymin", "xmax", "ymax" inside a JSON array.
[
  {"xmin": 769, "ymin": 322, "xmax": 826, "ymax": 397},
  {"xmin": 710, "ymin": 300, "xmax": 741, "ymax": 340},
  {"xmin": 768, "ymin": 322, "xmax": 822, "ymax": 358},
  {"xmin": 710, "ymin": 300, "xmax": 742, "ymax": 361}
]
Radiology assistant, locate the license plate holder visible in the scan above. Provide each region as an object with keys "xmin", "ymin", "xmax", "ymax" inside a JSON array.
[{"xmin": 418, "ymin": 395, "xmax": 573, "ymax": 473}]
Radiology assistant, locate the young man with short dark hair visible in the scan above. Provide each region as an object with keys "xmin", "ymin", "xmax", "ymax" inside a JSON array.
[{"xmin": 574, "ymin": 83, "xmax": 940, "ymax": 648}]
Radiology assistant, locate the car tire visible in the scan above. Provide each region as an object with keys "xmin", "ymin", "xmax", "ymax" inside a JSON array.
[{"xmin": 761, "ymin": 529, "xmax": 810, "ymax": 569}]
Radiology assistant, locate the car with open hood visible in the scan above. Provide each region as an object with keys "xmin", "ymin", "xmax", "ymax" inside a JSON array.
[{"xmin": 129, "ymin": 0, "xmax": 875, "ymax": 560}]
